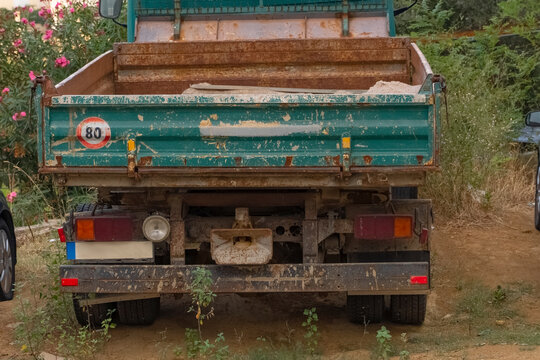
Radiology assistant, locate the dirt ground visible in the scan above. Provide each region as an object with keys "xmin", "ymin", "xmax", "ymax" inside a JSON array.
[{"xmin": 1, "ymin": 204, "xmax": 539, "ymax": 359}]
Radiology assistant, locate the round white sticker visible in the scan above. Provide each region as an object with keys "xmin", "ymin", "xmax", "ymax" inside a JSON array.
[{"xmin": 76, "ymin": 117, "xmax": 111, "ymax": 149}]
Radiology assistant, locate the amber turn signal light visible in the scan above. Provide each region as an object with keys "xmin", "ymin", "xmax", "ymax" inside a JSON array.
[
  {"xmin": 76, "ymin": 218, "xmax": 95, "ymax": 241},
  {"xmin": 394, "ymin": 216, "xmax": 413, "ymax": 238}
]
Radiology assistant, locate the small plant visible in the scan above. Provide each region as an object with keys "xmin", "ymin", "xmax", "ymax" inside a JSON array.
[
  {"xmin": 399, "ymin": 350, "xmax": 410, "ymax": 360},
  {"xmin": 302, "ymin": 307, "xmax": 319, "ymax": 356},
  {"xmin": 373, "ymin": 326, "xmax": 393, "ymax": 360},
  {"xmin": 183, "ymin": 267, "xmax": 229, "ymax": 359},
  {"xmin": 491, "ymin": 285, "xmax": 507, "ymax": 306}
]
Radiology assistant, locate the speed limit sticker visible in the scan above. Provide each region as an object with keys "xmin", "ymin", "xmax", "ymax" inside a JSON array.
[{"xmin": 76, "ymin": 117, "xmax": 111, "ymax": 149}]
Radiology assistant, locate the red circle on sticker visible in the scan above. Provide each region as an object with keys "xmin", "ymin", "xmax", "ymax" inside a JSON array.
[{"xmin": 76, "ymin": 117, "xmax": 111, "ymax": 149}]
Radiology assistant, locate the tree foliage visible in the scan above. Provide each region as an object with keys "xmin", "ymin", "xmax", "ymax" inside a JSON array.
[{"xmin": 0, "ymin": 1, "xmax": 125, "ymax": 187}]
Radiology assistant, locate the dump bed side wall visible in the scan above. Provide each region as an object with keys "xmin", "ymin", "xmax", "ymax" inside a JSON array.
[{"xmin": 114, "ymin": 38, "xmax": 412, "ymax": 94}]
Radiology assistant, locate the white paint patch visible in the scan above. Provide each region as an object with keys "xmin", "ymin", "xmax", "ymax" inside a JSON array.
[
  {"xmin": 200, "ymin": 121, "xmax": 322, "ymax": 137},
  {"xmin": 75, "ymin": 241, "xmax": 153, "ymax": 260},
  {"xmin": 138, "ymin": 114, "xmax": 144, "ymax": 121}
]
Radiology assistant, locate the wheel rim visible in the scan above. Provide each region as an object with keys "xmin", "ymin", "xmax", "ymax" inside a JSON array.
[{"xmin": 0, "ymin": 229, "xmax": 13, "ymax": 295}]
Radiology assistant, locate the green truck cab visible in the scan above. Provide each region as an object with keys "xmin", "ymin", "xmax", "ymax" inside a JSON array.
[{"xmin": 34, "ymin": 0, "xmax": 443, "ymax": 326}]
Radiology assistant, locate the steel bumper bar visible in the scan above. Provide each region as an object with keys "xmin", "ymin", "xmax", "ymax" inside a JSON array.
[{"xmin": 60, "ymin": 262, "xmax": 429, "ymax": 295}]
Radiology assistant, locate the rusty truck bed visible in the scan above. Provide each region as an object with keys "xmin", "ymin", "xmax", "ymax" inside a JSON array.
[{"xmin": 36, "ymin": 37, "xmax": 442, "ymax": 189}]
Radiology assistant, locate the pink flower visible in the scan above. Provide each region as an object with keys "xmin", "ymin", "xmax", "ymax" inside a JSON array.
[
  {"xmin": 13, "ymin": 38, "xmax": 22, "ymax": 47},
  {"xmin": 70, "ymin": 8, "xmax": 74, "ymax": 13},
  {"xmin": 47, "ymin": 9, "xmax": 52, "ymax": 15},
  {"xmin": 38, "ymin": 9, "xmax": 45, "ymax": 17},
  {"xmin": 58, "ymin": 9, "xmax": 64, "ymax": 19},
  {"xmin": 2, "ymin": 87, "xmax": 9, "ymax": 95},
  {"xmin": 30, "ymin": 21, "xmax": 35, "ymax": 28},
  {"xmin": 11, "ymin": 112, "xmax": 26, "ymax": 121},
  {"xmin": 55, "ymin": 56, "xmax": 70, "ymax": 68},
  {"xmin": 21, "ymin": 17, "xmax": 28, "ymax": 24},
  {"xmin": 29, "ymin": 71, "xmax": 36, "ymax": 81},
  {"xmin": 42, "ymin": 29, "xmax": 53, "ymax": 41},
  {"xmin": 7, "ymin": 191, "xmax": 17, "ymax": 203},
  {"xmin": 83, "ymin": 3, "xmax": 87, "ymax": 8},
  {"xmin": 18, "ymin": 48, "xmax": 25, "ymax": 54},
  {"xmin": 55, "ymin": 2, "xmax": 61, "ymax": 9},
  {"xmin": 0, "ymin": 28, "xmax": 5, "ymax": 34},
  {"xmin": 28, "ymin": 7, "xmax": 33, "ymax": 13}
]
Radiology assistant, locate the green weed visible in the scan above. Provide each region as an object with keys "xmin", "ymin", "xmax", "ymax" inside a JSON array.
[
  {"xmin": 301, "ymin": 307, "xmax": 319, "ymax": 356},
  {"xmin": 373, "ymin": 326, "xmax": 393, "ymax": 360},
  {"xmin": 13, "ymin": 235, "xmax": 115, "ymax": 359},
  {"xmin": 181, "ymin": 267, "xmax": 229, "ymax": 359}
]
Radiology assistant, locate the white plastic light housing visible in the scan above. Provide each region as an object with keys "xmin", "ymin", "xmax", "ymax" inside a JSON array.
[{"xmin": 142, "ymin": 215, "xmax": 170, "ymax": 242}]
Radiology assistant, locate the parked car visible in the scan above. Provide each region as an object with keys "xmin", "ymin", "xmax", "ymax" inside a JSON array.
[
  {"xmin": 515, "ymin": 111, "xmax": 540, "ymax": 230},
  {"xmin": 0, "ymin": 192, "xmax": 16, "ymax": 300}
]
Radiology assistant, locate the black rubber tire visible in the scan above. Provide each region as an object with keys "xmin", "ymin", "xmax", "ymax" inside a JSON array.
[
  {"xmin": 390, "ymin": 294, "xmax": 427, "ymax": 324},
  {"xmin": 535, "ymin": 160, "xmax": 540, "ymax": 231},
  {"xmin": 75, "ymin": 203, "xmax": 96, "ymax": 213},
  {"xmin": 0, "ymin": 218, "xmax": 15, "ymax": 301},
  {"xmin": 346, "ymin": 295, "xmax": 384, "ymax": 324},
  {"xmin": 117, "ymin": 298, "xmax": 160, "ymax": 325},
  {"xmin": 392, "ymin": 187, "xmax": 418, "ymax": 199},
  {"xmin": 73, "ymin": 293, "xmax": 116, "ymax": 328}
]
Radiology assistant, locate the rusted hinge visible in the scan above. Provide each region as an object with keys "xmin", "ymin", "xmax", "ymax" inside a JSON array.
[{"xmin": 173, "ymin": 0, "xmax": 181, "ymax": 40}]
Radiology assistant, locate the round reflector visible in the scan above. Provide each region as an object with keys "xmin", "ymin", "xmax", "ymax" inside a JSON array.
[{"xmin": 142, "ymin": 215, "xmax": 170, "ymax": 242}]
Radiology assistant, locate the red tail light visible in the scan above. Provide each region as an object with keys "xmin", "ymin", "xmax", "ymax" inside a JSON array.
[
  {"xmin": 75, "ymin": 217, "xmax": 133, "ymax": 241},
  {"xmin": 354, "ymin": 215, "xmax": 413, "ymax": 240},
  {"xmin": 58, "ymin": 228, "xmax": 66, "ymax": 243},
  {"xmin": 410, "ymin": 276, "xmax": 428, "ymax": 285},
  {"xmin": 61, "ymin": 278, "xmax": 78, "ymax": 286}
]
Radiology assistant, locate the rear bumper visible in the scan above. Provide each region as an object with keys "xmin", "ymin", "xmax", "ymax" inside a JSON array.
[{"xmin": 60, "ymin": 262, "xmax": 429, "ymax": 295}]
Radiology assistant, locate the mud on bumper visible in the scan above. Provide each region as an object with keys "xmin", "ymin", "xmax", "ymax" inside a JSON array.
[{"xmin": 60, "ymin": 262, "xmax": 429, "ymax": 295}]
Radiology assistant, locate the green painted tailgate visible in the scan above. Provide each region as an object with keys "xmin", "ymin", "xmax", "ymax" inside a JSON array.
[{"xmin": 40, "ymin": 93, "xmax": 436, "ymax": 169}]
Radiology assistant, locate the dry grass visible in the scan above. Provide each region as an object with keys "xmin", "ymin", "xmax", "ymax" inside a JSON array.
[{"xmin": 425, "ymin": 156, "xmax": 535, "ymax": 225}]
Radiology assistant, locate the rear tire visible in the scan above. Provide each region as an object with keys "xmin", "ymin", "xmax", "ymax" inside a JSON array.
[
  {"xmin": 0, "ymin": 218, "xmax": 15, "ymax": 301},
  {"xmin": 392, "ymin": 187, "xmax": 418, "ymax": 199},
  {"xmin": 73, "ymin": 293, "xmax": 116, "ymax": 328},
  {"xmin": 346, "ymin": 295, "xmax": 384, "ymax": 324},
  {"xmin": 390, "ymin": 294, "xmax": 427, "ymax": 324},
  {"xmin": 75, "ymin": 203, "xmax": 96, "ymax": 213},
  {"xmin": 117, "ymin": 297, "xmax": 160, "ymax": 325}
]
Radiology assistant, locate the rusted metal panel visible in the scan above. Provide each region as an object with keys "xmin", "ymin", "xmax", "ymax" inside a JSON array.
[
  {"xmin": 56, "ymin": 51, "xmax": 114, "ymax": 95},
  {"xmin": 114, "ymin": 38, "xmax": 411, "ymax": 93},
  {"xmin": 46, "ymin": 170, "xmax": 428, "ymax": 189},
  {"xmin": 59, "ymin": 262, "xmax": 430, "ymax": 294},
  {"xmin": 137, "ymin": 16, "xmax": 389, "ymax": 42}
]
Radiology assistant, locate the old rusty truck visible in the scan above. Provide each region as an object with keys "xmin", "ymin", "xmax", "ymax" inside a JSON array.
[{"xmin": 34, "ymin": 0, "xmax": 443, "ymax": 327}]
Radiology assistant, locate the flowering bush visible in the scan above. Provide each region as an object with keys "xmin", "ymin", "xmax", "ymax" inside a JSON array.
[{"xmin": 0, "ymin": 0, "xmax": 125, "ymax": 188}]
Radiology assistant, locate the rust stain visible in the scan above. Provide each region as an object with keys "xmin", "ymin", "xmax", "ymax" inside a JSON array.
[
  {"xmin": 183, "ymin": 158, "xmax": 187, "ymax": 166},
  {"xmin": 324, "ymin": 156, "xmax": 332, "ymax": 166},
  {"xmin": 285, "ymin": 156, "xmax": 294, "ymax": 167},
  {"xmin": 416, "ymin": 155, "xmax": 424, "ymax": 165},
  {"xmin": 235, "ymin": 157, "xmax": 242, "ymax": 166},
  {"xmin": 138, "ymin": 156, "xmax": 152, "ymax": 166},
  {"xmin": 363, "ymin": 156, "xmax": 373, "ymax": 166},
  {"xmin": 424, "ymin": 158, "xmax": 434, "ymax": 166},
  {"xmin": 332, "ymin": 155, "xmax": 341, "ymax": 166},
  {"xmin": 55, "ymin": 155, "xmax": 63, "ymax": 167}
]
